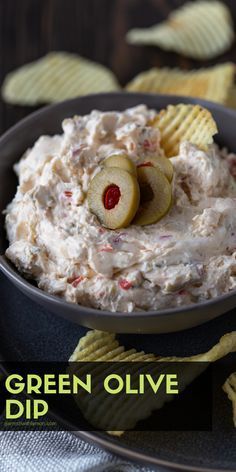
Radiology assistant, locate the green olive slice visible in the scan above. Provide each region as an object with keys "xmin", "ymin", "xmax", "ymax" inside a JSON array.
[
  {"xmin": 133, "ymin": 166, "xmax": 172, "ymax": 226},
  {"xmin": 138, "ymin": 155, "xmax": 173, "ymax": 182},
  {"xmin": 104, "ymin": 154, "xmax": 137, "ymax": 176},
  {"xmin": 87, "ymin": 167, "xmax": 140, "ymax": 229}
]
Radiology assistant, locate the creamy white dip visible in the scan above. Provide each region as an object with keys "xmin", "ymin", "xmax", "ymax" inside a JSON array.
[{"xmin": 5, "ymin": 105, "xmax": 236, "ymax": 312}]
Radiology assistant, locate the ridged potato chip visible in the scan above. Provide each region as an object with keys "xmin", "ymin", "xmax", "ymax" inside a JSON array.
[
  {"xmin": 226, "ymin": 86, "xmax": 236, "ymax": 109},
  {"xmin": 223, "ymin": 373, "xmax": 236, "ymax": 427},
  {"xmin": 152, "ymin": 104, "xmax": 218, "ymax": 158},
  {"xmin": 69, "ymin": 330, "xmax": 156, "ymax": 362},
  {"xmin": 70, "ymin": 331, "xmax": 236, "ymax": 435},
  {"xmin": 71, "ymin": 330, "xmax": 236, "ymax": 363},
  {"xmin": 74, "ymin": 360, "xmax": 201, "ymax": 434},
  {"xmin": 2, "ymin": 52, "xmax": 120, "ymax": 105},
  {"xmin": 126, "ymin": 63, "xmax": 235, "ymax": 105},
  {"xmin": 126, "ymin": 1, "xmax": 234, "ymax": 60}
]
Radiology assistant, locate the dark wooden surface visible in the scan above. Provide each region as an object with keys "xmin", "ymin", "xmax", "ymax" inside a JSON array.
[{"xmin": 1, "ymin": 0, "xmax": 236, "ymax": 134}]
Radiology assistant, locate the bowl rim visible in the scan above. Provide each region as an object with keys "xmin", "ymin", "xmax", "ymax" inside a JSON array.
[{"xmin": 1, "ymin": 91, "xmax": 236, "ymax": 319}]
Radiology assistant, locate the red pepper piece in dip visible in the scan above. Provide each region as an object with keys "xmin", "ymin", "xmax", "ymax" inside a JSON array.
[
  {"xmin": 68, "ymin": 275, "xmax": 84, "ymax": 287},
  {"xmin": 119, "ymin": 279, "xmax": 132, "ymax": 290},
  {"xmin": 64, "ymin": 191, "xmax": 73, "ymax": 198}
]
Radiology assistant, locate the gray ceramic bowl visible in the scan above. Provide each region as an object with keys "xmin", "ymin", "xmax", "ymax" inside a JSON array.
[{"xmin": 1, "ymin": 92, "xmax": 236, "ymax": 334}]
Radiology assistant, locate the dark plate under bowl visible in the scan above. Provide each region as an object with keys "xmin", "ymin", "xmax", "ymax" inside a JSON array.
[{"xmin": 1, "ymin": 92, "xmax": 236, "ymax": 334}]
